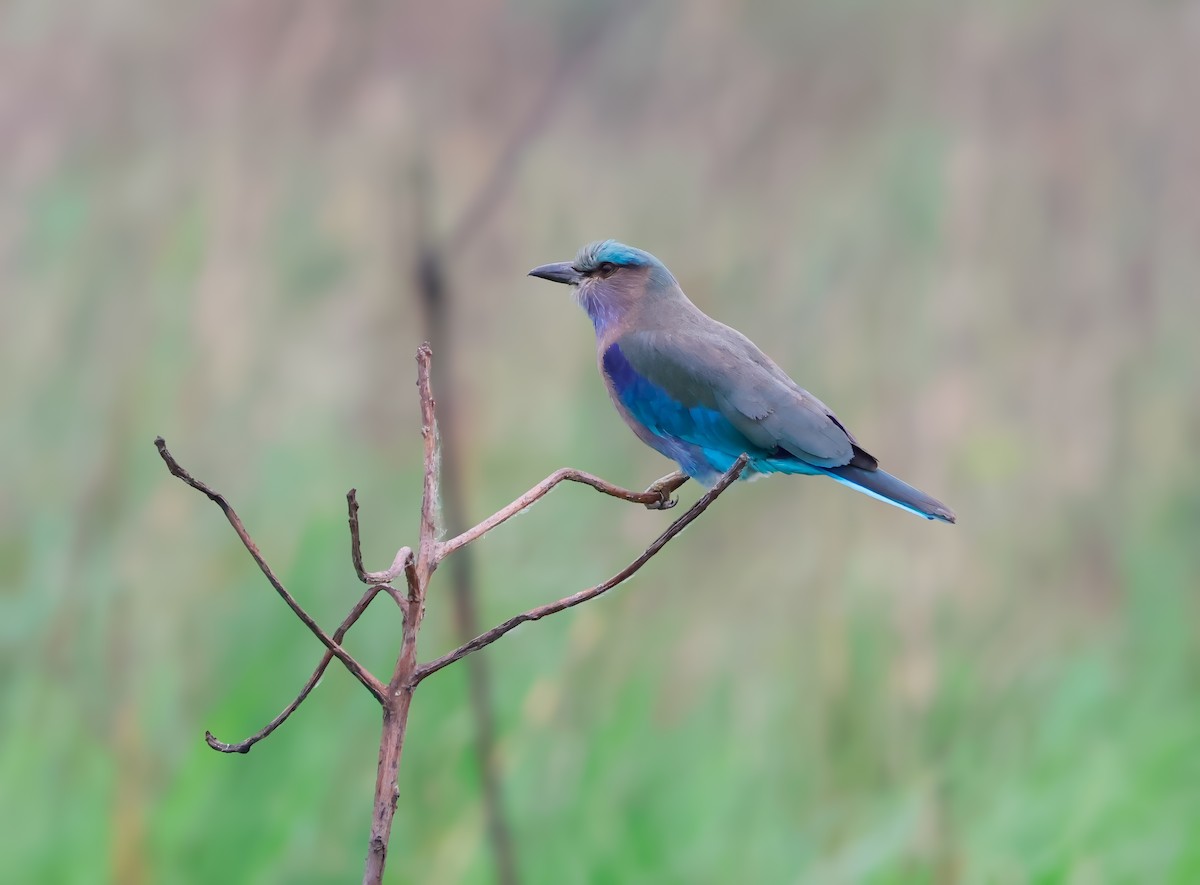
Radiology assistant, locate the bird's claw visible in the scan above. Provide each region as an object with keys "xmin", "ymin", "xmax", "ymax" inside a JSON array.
[
  {"xmin": 643, "ymin": 487, "xmax": 679, "ymax": 510},
  {"xmin": 641, "ymin": 471, "xmax": 688, "ymax": 510}
]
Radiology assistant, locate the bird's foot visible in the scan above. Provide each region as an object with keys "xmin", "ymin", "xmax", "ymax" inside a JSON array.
[
  {"xmin": 645, "ymin": 492, "xmax": 677, "ymax": 510},
  {"xmin": 642, "ymin": 471, "xmax": 689, "ymax": 510}
]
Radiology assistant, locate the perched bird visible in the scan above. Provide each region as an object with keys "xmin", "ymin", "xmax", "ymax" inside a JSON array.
[{"xmin": 529, "ymin": 240, "xmax": 955, "ymax": 523}]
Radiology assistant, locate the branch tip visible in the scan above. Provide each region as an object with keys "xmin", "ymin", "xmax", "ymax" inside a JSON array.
[
  {"xmin": 201, "ymin": 583, "xmax": 399, "ymax": 753},
  {"xmin": 205, "ymin": 730, "xmax": 252, "ymax": 754}
]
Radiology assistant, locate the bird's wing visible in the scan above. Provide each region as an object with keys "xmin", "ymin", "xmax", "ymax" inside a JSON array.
[
  {"xmin": 602, "ymin": 336, "xmax": 754, "ymax": 458},
  {"xmin": 617, "ymin": 328, "xmax": 873, "ymax": 469}
]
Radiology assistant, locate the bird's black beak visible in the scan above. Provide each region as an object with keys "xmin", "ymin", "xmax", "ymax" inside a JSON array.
[{"xmin": 528, "ymin": 261, "xmax": 582, "ymax": 285}]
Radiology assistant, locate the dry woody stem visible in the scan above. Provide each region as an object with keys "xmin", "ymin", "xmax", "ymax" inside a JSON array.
[{"xmin": 155, "ymin": 344, "xmax": 746, "ymax": 885}]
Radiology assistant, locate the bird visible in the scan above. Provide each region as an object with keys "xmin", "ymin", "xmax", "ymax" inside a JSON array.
[{"xmin": 528, "ymin": 240, "xmax": 956, "ymax": 523}]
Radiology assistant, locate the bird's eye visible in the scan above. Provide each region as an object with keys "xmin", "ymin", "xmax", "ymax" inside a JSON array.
[{"xmin": 596, "ymin": 261, "xmax": 617, "ymax": 277}]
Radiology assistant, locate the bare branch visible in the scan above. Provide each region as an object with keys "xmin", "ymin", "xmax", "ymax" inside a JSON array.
[
  {"xmin": 349, "ymin": 490, "xmax": 416, "ymax": 586},
  {"xmin": 364, "ymin": 345, "xmax": 441, "ymax": 885},
  {"xmin": 413, "ymin": 455, "xmax": 748, "ymax": 685},
  {"xmin": 154, "ymin": 437, "xmax": 387, "ymax": 703},
  {"xmin": 363, "ymin": 697, "xmax": 411, "ymax": 885},
  {"xmin": 415, "ymin": 344, "xmax": 440, "ymax": 582},
  {"xmin": 163, "ymin": 348, "xmax": 743, "ymax": 885},
  {"xmin": 438, "ymin": 467, "xmax": 686, "ymax": 559},
  {"xmin": 404, "ymin": 555, "xmax": 420, "ymax": 607},
  {"xmin": 206, "ymin": 582, "xmax": 400, "ymax": 753}
]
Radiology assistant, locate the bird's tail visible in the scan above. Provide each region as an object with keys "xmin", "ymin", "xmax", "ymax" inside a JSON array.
[{"xmin": 820, "ymin": 465, "xmax": 956, "ymax": 523}]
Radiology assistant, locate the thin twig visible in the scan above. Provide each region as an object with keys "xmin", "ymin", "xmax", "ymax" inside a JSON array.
[
  {"xmin": 206, "ymin": 582, "xmax": 400, "ymax": 753},
  {"xmin": 154, "ymin": 437, "xmax": 387, "ymax": 703},
  {"xmin": 349, "ymin": 489, "xmax": 415, "ymax": 585},
  {"xmin": 415, "ymin": 343, "xmax": 440, "ymax": 585},
  {"xmin": 438, "ymin": 468, "xmax": 682, "ymax": 559},
  {"xmin": 413, "ymin": 455, "xmax": 748, "ymax": 685}
]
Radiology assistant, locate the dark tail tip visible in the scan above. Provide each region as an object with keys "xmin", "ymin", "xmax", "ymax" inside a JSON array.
[{"xmin": 930, "ymin": 504, "xmax": 957, "ymax": 524}]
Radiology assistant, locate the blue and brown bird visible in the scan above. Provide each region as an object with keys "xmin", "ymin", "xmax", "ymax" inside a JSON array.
[{"xmin": 529, "ymin": 240, "xmax": 955, "ymax": 523}]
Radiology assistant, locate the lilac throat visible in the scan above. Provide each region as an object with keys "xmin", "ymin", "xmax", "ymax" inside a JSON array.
[{"xmin": 576, "ymin": 287, "xmax": 620, "ymax": 336}]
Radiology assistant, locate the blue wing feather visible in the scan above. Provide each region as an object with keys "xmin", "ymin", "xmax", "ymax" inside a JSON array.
[{"xmin": 602, "ymin": 343, "xmax": 788, "ymax": 479}]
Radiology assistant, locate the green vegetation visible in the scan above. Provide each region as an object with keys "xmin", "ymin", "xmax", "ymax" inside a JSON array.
[{"xmin": 2, "ymin": 1, "xmax": 1197, "ymax": 881}]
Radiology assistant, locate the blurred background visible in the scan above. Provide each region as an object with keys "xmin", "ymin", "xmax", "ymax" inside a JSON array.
[{"xmin": 3, "ymin": 0, "xmax": 1199, "ymax": 882}]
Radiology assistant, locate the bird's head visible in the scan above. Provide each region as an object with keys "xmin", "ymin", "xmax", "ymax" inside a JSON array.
[{"xmin": 529, "ymin": 240, "xmax": 678, "ymax": 331}]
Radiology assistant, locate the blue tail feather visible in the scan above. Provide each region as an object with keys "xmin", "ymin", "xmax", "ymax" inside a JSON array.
[{"xmin": 819, "ymin": 465, "xmax": 956, "ymax": 523}]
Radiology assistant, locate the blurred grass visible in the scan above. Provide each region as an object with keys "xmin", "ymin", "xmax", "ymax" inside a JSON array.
[{"xmin": 2, "ymin": 0, "xmax": 1199, "ymax": 882}]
